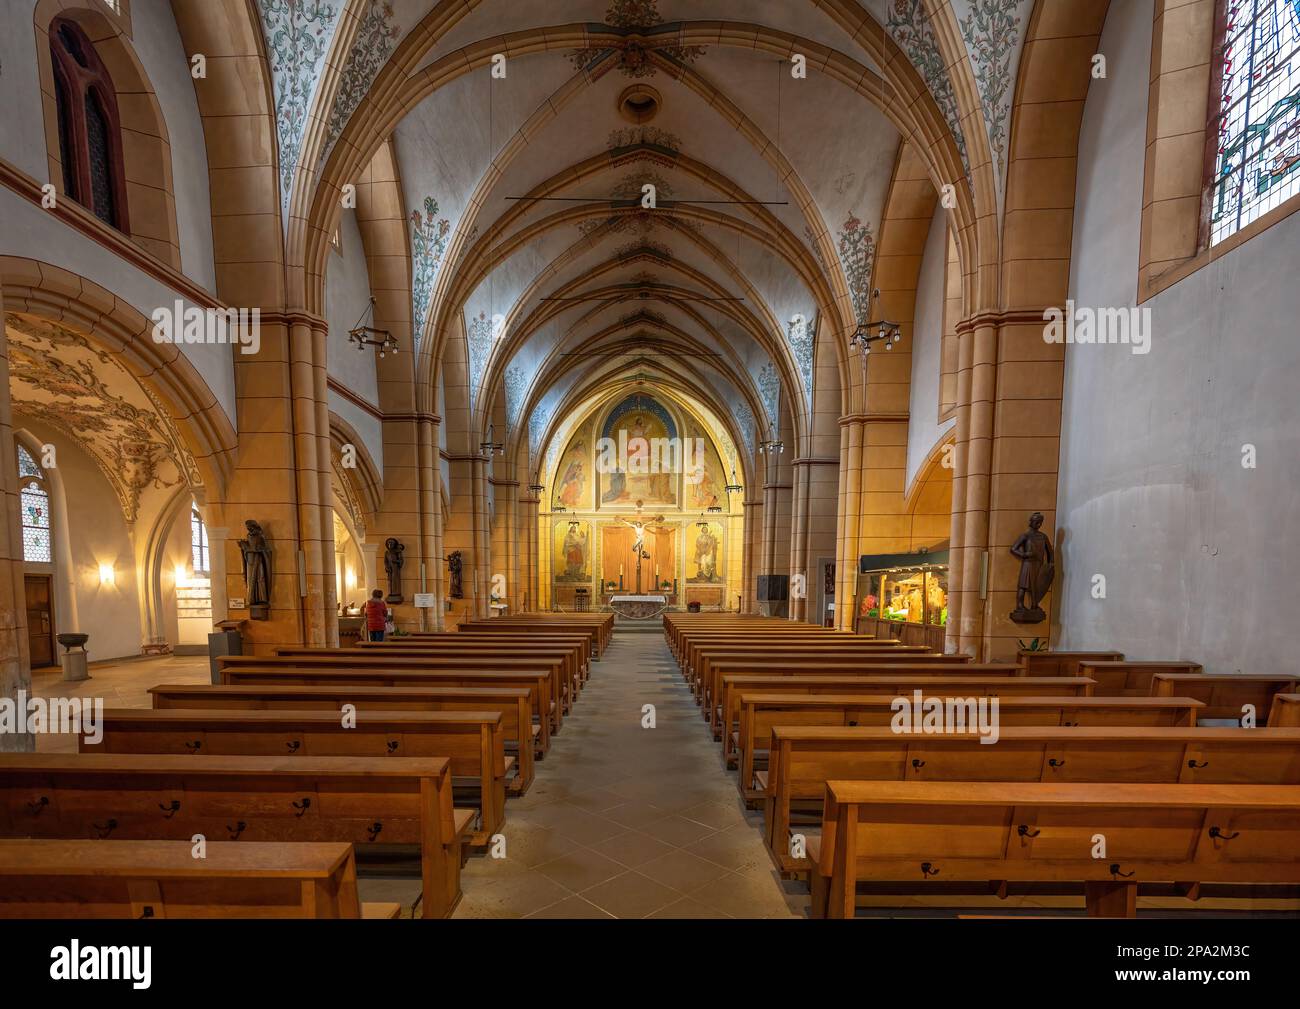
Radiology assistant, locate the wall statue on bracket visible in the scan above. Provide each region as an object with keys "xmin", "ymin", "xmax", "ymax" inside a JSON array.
[
  {"xmin": 237, "ymin": 520, "xmax": 272, "ymax": 620},
  {"xmin": 1009, "ymin": 512, "xmax": 1054, "ymax": 624},
  {"xmin": 446, "ymin": 551, "xmax": 464, "ymax": 599},
  {"xmin": 384, "ymin": 538, "xmax": 405, "ymax": 603}
]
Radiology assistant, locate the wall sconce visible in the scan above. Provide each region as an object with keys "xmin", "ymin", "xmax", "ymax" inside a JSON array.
[
  {"xmin": 98, "ymin": 563, "xmax": 115, "ymax": 587},
  {"xmin": 345, "ymin": 568, "xmax": 357, "ymax": 590},
  {"xmin": 174, "ymin": 564, "xmax": 189, "ymax": 589}
]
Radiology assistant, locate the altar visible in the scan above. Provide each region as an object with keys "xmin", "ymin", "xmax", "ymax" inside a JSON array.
[{"xmin": 608, "ymin": 594, "xmax": 668, "ymax": 619}]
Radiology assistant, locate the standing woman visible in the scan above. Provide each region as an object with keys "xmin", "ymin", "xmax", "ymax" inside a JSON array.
[{"xmin": 364, "ymin": 588, "xmax": 388, "ymax": 642}]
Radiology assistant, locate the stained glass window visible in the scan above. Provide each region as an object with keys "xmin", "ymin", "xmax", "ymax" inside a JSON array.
[
  {"xmin": 17, "ymin": 446, "xmax": 51, "ymax": 564},
  {"xmin": 1210, "ymin": 0, "xmax": 1300, "ymax": 245},
  {"xmin": 191, "ymin": 506, "xmax": 210, "ymax": 575}
]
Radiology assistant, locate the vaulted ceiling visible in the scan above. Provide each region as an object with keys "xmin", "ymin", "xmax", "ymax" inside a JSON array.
[{"xmin": 264, "ymin": 0, "xmax": 1039, "ymax": 468}]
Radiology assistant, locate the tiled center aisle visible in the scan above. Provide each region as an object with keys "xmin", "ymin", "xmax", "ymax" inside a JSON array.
[{"xmin": 452, "ymin": 627, "xmax": 807, "ymax": 918}]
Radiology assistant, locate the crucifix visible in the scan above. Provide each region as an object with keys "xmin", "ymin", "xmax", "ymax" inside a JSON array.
[{"xmin": 617, "ymin": 499, "xmax": 671, "ymax": 594}]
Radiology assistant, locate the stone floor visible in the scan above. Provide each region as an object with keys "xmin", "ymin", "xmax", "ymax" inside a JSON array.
[{"xmin": 440, "ymin": 629, "xmax": 809, "ymax": 919}]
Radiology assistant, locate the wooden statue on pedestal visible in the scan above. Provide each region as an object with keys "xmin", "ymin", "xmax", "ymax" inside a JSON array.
[
  {"xmin": 384, "ymin": 538, "xmax": 405, "ymax": 603},
  {"xmin": 447, "ymin": 551, "xmax": 464, "ymax": 599},
  {"xmin": 237, "ymin": 520, "xmax": 272, "ymax": 620},
  {"xmin": 1009, "ymin": 512, "xmax": 1054, "ymax": 624}
]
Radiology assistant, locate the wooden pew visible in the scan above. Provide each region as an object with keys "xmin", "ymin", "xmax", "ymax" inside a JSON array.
[
  {"xmin": 812, "ymin": 781, "xmax": 1300, "ymax": 918},
  {"xmin": 763, "ymin": 725, "xmax": 1300, "ymax": 875},
  {"xmin": 81, "ymin": 708, "xmax": 510, "ymax": 845},
  {"xmin": 149, "ymin": 683, "xmax": 537, "ymax": 792},
  {"xmin": 731, "ymin": 692, "xmax": 1207, "ymax": 786},
  {"xmin": 712, "ymin": 668, "xmax": 1052, "ymax": 739},
  {"xmin": 455, "ymin": 614, "xmax": 613, "ymax": 657},
  {"xmin": 1269, "ymin": 694, "xmax": 1300, "ymax": 727},
  {"xmin": 1019, "ymin": 650, "xmax": 1124, "ymax": 676},
  {"xmin": 700, "ymin": 657, "xmax": 988, "ymax": 725},
  {"xmin": 1150, "ymin": 674, "xmax": 1300, "ymax": 722},
  {"xmin": 217, "ymin": 662, "xmax": 555, "ymax": 752},
  {"xmin": 1077, "ymin": 660, "xmax": 1203, "ymax": 695},
  {"xmin": 0, "ymin": 754, "xmax": 467, "ymax": 917},
  {"xmin": 282, "ymin": 641, "xmax": 587, "ymax": 703},
  {"xmin": 366, "ymin": 633, "xmax": 593, "ymax": 684},
  {"xmin": 685, "ymin": 643, "xmax": 940, "ymax": 698},
  {"xmin": 281, "ymin": 646, "xmax": 576, "ymax": 718},
  {"xmin": 0, "ymin": 839, "xmax": 390, "ymax": 918}
]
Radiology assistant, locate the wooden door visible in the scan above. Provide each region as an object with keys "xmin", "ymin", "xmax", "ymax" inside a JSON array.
[{"xmin": 24, "ymin": 575, "xmax": 55, "ymax": 668}]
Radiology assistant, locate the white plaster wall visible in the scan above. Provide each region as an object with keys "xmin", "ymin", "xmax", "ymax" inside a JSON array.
[
  {"xmin": 0, "ymin": 1, "xmax": 216, "ymax": 291},
  {"xmin": 327, "ymin": 390, "xmax": 383, "ymax": 478},
  {"xmin": 906, "ymin": 203, "xmax": 955, "ymax": 490},
  {"xmin": 128, "ymin": 0, "xmax": 216, "ymax": 291},
  {"xmin": 0, "ymin": 187, "xmax": 237, "ymax": 425},
  {"xmin": 1056, "ymin": 0, "xmax": 1300, "ymax": 673},
  {"xmin": 325, "ymin": 208, "xmax": 379, "ymax": 406},
  {"xmin": 19, "ymin": 420, "xmax": 145, "ymax": 661},
  {"xmin": 0, "ymin": 1, "xmax": 48, "ymax": 180}
]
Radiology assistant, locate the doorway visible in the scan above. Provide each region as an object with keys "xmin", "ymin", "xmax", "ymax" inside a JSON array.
[{"xmin": 25, "ymin": 574, "xmax": 57, "ymax": 668}]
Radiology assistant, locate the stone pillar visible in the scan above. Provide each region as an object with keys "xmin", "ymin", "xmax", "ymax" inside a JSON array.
[
  {"xmin": 955, "ymin": 317, "xmax": 998, "ymax": 658},
  {"xmin": 520, "ymin": 490, "xmax": 539, "ymax": 612},
  {"xmin": 309, "ymin": 320, "xmax": 338, "ymax": 646},
  {"xmin": 417, "ymin": 414, "xmax": 444, "ymax": 630},
  {"xmin": 835, "ymin": 417, "xmax": 865, "ymax": 631},
  {"xmin": 472, "ymin": 456, "xmax": 491, "ymax": 618},
  {"xmin": 0, "ymin": 285, "xmax": 33, "ymax": 751},
  {"xmin": 288, "ymin": 316, "xmax": 328, "ymax": 646},
  {"xmin": 787, "ymin": 457, "xmax": 809, "ymax": 622},
  {"xmin": 945, "ymin": 318, "xmax": 976, "ymax": 653},
  {"xmin": 740, "ymin": 499, "xmax": 760, "ymax": 613}
]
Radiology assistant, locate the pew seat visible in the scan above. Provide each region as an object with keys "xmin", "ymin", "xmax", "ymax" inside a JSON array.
[
  {"xmin": 0, "ymin": 754, "xmax": 468, "ymax": 917},
  {"xmin": 812, "ymin": 780, "xmax": 1300, "ymax": 918},
  {"xmin": 1150, "ymin": 674, "xmax": 1300, "ymax": 722},
  {"xmin": 0, "ymin": 839, "xmax": 381, "ymax": 918},
  {"xmin": 80, "ymin": 708, "xmax": 511, "ymax": 846}
]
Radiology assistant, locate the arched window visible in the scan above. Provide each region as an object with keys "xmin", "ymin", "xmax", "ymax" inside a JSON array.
[
  {"xmin": 1209, "ymin": 0, "xmax": 1300, "ymax": 245},
  {"xmin": 190, "ymin": 506, "xmax": 210, "ymax": 576},
  {"xmin": 17, "ymin": 445, "xmax": 52, "ymax": 564},
  {"xmin": 48, "ymin": 17, "xmax": 129, "ymax": 231}
]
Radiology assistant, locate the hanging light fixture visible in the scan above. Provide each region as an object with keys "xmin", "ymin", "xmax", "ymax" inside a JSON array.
[
  {"xmin": 348, "ymin": 297, "xmax": 399, "ymax": 358},
  {"xmin": 479, "ymin": 422, "xmax": 504, "ymax": 458},
  {"xmin": 758, "ymin": 423, "xmax": 784, "ymax": 456},
  {"xmin": 847, "ymin": 288, "xmax": 902, "ymax": 357}
]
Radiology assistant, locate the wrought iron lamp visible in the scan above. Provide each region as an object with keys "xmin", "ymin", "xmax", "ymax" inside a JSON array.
[
  {"xmin": 847, "ymin": 288, "xmax": 902, "ymax": 356},
  {"xmin": 479, "ymin": 422, "xmax": 504, "ymax": 458},
  {"xmin": 348, "ymin": 297, "xmax": 399, "ymax": 358}
]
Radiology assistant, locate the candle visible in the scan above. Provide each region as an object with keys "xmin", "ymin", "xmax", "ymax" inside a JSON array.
[{"xmin": 619, "ymin": 563, "xmax": 623, "ymax": 577}]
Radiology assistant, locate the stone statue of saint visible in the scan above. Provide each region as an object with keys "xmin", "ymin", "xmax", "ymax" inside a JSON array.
[
  {"xmin": 384, "ymin": 538, "xmax": 405, "ymax": 603},
  {"xmin": 1010, "ymin": 511, "xmax": 1054, "ymax": 624},
  {"xmin": 447, "ymin": 551, "xmax": 464, "ymax": 599},
  {"xmin": 237, "ymin": 519, "xmax": 272, "ymax": 619}
]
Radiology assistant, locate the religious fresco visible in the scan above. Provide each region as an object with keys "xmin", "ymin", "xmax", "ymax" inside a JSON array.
[
  {"xmin": 598, "ymin": 394, "xmax": 679, "ymax": 508},
  {"xmin": 552, "ymin": 424, "xmax": 591, "ymax": 511},
  {"xmin": 553, "ymin": 519, "xmax": 591, "ymax": 583},
  {"xmin": 687, "ymin": 521, "xmax": 724, "ymax": 584},
  {"xmin": 684, "ymin": 418, "xmax": 725, "ymax": 512}
]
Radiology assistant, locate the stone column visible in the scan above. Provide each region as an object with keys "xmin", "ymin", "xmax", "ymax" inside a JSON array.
[
  {"xmin": 0, "ymin": 285, "xmax": 33, "ymax": 751},
  {"xmin": 741, "ymin": 498, "xmax": 761, "ymax": 613},
  {"xmin": 309, "ymin": 319, "xmax": 338, "ymax": 646},
  {"xmin": 417, "ymin": 414, "xmax": 444, "ymax": 630},
  {"xmin": 787, "ymin": 457, "xmax": 809, "ymax": 622},
  {"xmin": 955, "ymin": 317, "xmax": 998, "ymax": 658},
  {"xmin": 834, "ymin": 417, "xmax": 865, "ymax": 631},
  {"xmin": 288, "ymin": 315, "xmax": 328, "ymax": 646}
]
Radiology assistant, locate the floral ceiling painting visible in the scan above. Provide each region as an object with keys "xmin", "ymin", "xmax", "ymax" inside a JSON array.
[
  {"xmin": 257, "ymin": 0, "xmax": 343, "ymax": 214},
  {"xmin": 884, "ymin": 0, "xmax": 968, "ymax": 171},
  {"xmin": 954, "ymin": 0, "xmax": 1034, "ymax": 213},
  {"xmin": 410, "ymin": 195, "xmax": 452, "ymax": 352},
  {"xmin": 4, "ymin": 314, "xmax": 201, "ymax": 523},
  {"xmin": 324, "ymin": 0, "xmax": 401, "ymax": 161},
  {"xmin": 838, "ymin": 211, "xmax": 876, "ymax": 325}
]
